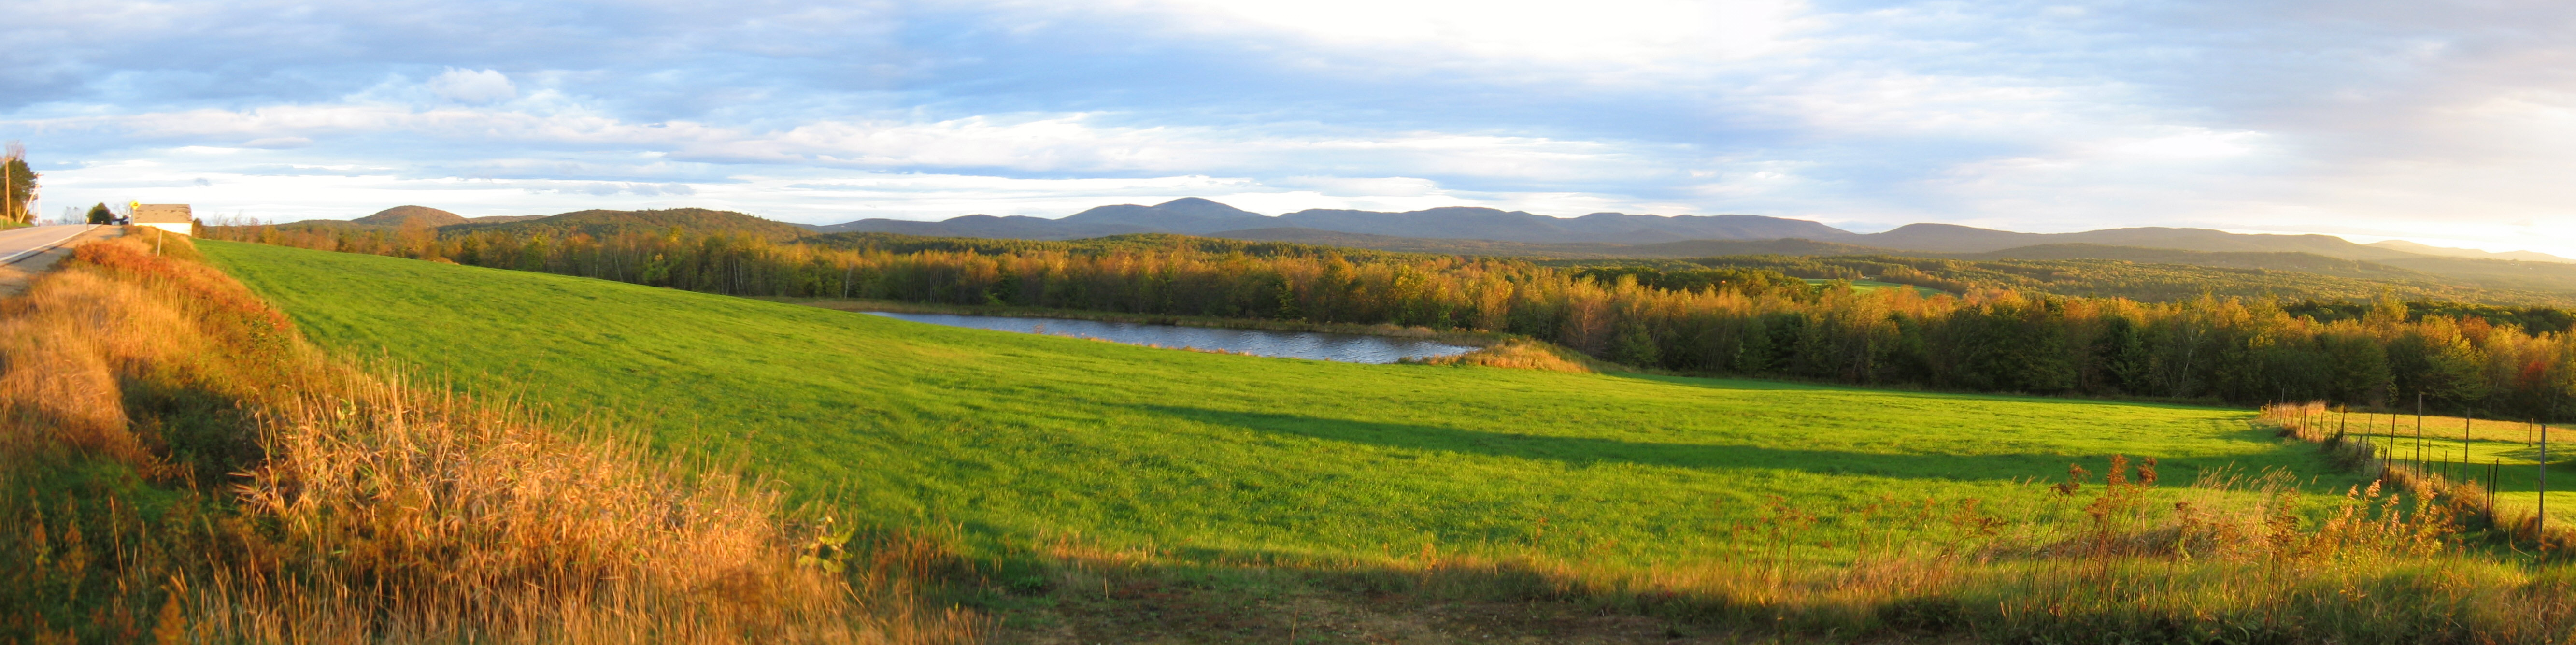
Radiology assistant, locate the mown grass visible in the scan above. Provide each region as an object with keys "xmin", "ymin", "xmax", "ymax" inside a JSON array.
[{"xmin": 199, "ymin": 239, "xmax": 2359, "ymax": 569}]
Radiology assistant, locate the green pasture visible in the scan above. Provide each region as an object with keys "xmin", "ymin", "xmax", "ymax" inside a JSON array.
[
  {"xmin": 203, "ymin": 241, "xmax": 2360, "ymax": 566},
  {"xmin": 1804, "ymin": 277, "xmax": 1946, "ymax": 297}
]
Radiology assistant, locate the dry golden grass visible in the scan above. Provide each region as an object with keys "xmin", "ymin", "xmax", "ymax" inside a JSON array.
[
  {"xmin": 0, "ymin": 231, "xmax": 977, "ymax": 643},
  {"xmin": 1404, "ymin": 338, "xmax": 1600, "ymax": 373}
]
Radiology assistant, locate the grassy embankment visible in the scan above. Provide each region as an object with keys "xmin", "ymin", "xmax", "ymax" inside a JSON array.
[
  {"xmin": 197, "ymin": 238, "xmax": 2576, "ymax": 643},
  {"xmin": 0, "ymin": 232, "xmax": 972, "ymax": 643}
]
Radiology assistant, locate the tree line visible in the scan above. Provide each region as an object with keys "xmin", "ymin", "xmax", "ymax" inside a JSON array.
[
  {"xmin": 1552, "ymin": 253, "xmax": 2576, "ymax": 307},
  {"xmin": 205, "ymin": 222, "xmax": 2576, "ymax": 419}
]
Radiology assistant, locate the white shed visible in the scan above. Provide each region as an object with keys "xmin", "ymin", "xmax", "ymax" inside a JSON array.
[{"xmin": 132, "ymin": 204, "xmax": 194, "ymax": 236}]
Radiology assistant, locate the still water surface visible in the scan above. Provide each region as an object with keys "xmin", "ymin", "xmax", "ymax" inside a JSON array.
[{"xmin": 866, "ymin": 312, "xmax": 1476, "ymax": 364}]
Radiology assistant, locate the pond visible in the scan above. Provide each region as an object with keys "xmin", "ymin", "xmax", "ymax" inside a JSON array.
[{"xmin": 865, "ymin": 312, "xmax": 1478, "ymax": 364}]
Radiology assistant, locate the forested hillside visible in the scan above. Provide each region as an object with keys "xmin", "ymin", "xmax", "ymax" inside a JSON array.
[
  {"xmin": 1561, "ymin": 255, "xmax": 2576, "ymax": 306},
  {"xmin": 440, "ymin": 207, "xmax": 811, "ymax": 239}
]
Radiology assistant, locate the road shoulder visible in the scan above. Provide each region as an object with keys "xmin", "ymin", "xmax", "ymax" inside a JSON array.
[{"xmin": 0, "ymin": 225, "xmax": 121, "ymax": 298}]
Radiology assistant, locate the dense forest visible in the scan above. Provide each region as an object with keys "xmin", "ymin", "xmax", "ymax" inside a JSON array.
[
  {"xmin": 207, "ymin": 221, "xmax": 2576, "ymax": 419},
  {"xmin": 1555, "ymin": 254, "xmax": 2576, "ymax": 306}
]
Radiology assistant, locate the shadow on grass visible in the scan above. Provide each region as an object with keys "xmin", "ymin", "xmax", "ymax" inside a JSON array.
[
  {"xmin": 1134, "ymin": 404, "xmax": 2284, "ymax": 483},
  {"xmin": 1605, "ymin": 371, "xmax": 2250, "ymax": 414}
]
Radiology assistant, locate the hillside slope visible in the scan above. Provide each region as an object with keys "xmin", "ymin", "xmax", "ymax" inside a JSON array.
[
  {"xmin": 201, "ymin": 240, "xmax": 2348, "ymax": 568},
  {"xmin": 2373, "ymin": 239, "xmax": 2576, "ymax": 263},
  {"xmin": 441, "ymin": 207, "xmax": 811, "ymax": 239},
  {"xmin": 1567, "ymin": 253, "xmax": 2576, "ymax": 306},
  {"xmin": 1957, "ymin": 244, "xmax": 2439, "ymax": 280},
  {"xmin": 1208, "ymin": 227, "xmax": 1896, "ymax": 258},
  {"xmin": 353, "ymin": 204, "xmax": 470, "ymax": 227}
]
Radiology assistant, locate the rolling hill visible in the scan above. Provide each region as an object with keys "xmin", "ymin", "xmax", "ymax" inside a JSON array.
[
  {"xmin": 1954, "ymin": 244, "xmax": 2439, "ymax": 280},
  {"xmin": 352, "ymin": 205, "xmax": 470, "ymax": 227},
  {"xmin": 441, "ymin": 207, "xmax": 812, "ymax": 239},
  {"xmin": 1213, "ymin": 227, "xmax": 1899, "ymax": 258},
  {"xmin": 1553, "ymin": 253, "xmax": 2576, "ymax": 307},
  {"xmin": 2374, "ymin": 239, "xmax": 2576, "ymax": 263},
  {"xmin": 339, "ymin": 205, "xmax": 559, "ymax": 228},
  {"xmin": 256, "ymin": 206, "xmax": 811, "ymax": 239},
  {"xmin": 1843, "ymin": 224, "xmax": 2425, "ymax": 258}
]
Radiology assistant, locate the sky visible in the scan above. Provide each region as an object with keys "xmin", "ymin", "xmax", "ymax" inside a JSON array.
[{"xmin": 5, "ymin": 0, "xmax": 2575, "ymax": 255}]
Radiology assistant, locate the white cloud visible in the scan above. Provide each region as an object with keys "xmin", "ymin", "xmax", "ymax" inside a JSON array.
[
  {"xmin": 241, "ymin": 136, "xmax": 312, "ymax": 149},
  {"xmin": 427, "ymin": 68, "xmax": 518, "ymax": 104},
  {"xmin": 10, "ymin": 103, "xmax": 1663, "ymax": 181},
  {"xmin": 12, "ymin": 0, "xmax": 2576, "ymax": 259},
  {"xmin": 2100, "ymin": 129, "xmax": 2263, "ymax": 159},
  {"xmin": 1123, "ymin": 0, "xmax": 1805, "ymax": 64},
  {"xmin": 513, "ymin": 180, "xmax": 697, "ymax": 196}
]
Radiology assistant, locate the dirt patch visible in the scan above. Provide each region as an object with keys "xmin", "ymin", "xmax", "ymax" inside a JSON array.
[{"xmin": 984, "ymin": 573, "xmax": 1883, "ymax": 645}]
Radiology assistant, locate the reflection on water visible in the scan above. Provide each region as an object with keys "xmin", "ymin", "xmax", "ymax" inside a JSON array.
[{"xmin": 865, "ymin": 312, "xmax": 1476, "ymax": 364}]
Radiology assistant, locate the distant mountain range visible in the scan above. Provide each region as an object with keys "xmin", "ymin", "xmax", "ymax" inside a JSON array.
[
  {"xmin": 253, "ymin": 200, "xmax": 2576, "ymax": 301},
  {"xmin": 296, "ymin": 201, "xmax": 2576, "ymax": 275},
  {"xmin": 813, "ymin": 197, "xmax": 1857, "ymax": 246},
  {"xmin": 814, "ymin": 198, "xmax": 2573, "ymax": 265}
]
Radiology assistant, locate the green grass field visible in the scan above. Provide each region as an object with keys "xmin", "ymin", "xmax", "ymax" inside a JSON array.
[
  {"xmin": 202, "ymin": 240, "xmax": 2359, "ymax": 567},
  {"xmin": 1802, "ymin": 277, "xmax": 1946, "ymax": 296}
]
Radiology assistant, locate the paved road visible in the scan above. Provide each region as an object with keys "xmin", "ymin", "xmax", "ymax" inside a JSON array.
[{"xmin": 0, "ymin": 224, "xmax": 112, "ymax": 297}]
